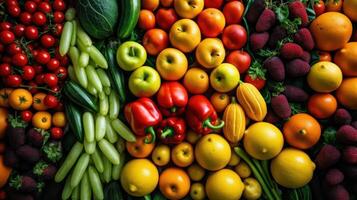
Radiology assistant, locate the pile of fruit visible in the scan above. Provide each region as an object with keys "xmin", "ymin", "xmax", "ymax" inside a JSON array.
[{"xmin": 0, "ymin": 0, "xmax": 357, "ymax": 199}]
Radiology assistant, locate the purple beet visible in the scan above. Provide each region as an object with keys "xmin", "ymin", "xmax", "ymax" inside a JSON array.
[
  {"xmin": 255, "ymin": 8, "xmax": 276, "ymax": 32},
  {"xmin": 286, "ymin": 59, "xmax": 310, "ymax": 77},
  {"xmin": 271, "ymin": 94, "xmax": 291, "ymax": 119},
  {"xmin": 283, "ymin": 85, "xmax": 309, "ymax": 102},
  {"xmin": 264, "ymin": 109, "xmax": 281, "ymax": 123},
  {"xmin": 16, "ymin": 145, "xmax": 41, "ymax": 163},
  {"xmin": 342, "ymin": 146, "xmax": 357, "ymax": 164},
  {"xmin": 315, "ymin": 144, "xmax": 341, "ymax": 170},
  {"xmin": 301, "ymin": 51, "xmax": 311, "ymax": 63},
  {"xmin": 336, "ymin": 125, "xmax": 357, "ymax": 145},
  {"xmin": 263, "ymin": 56, "xmax": 285, "ymax": 81},
  {"xmin": 250, "ymin": 32, "xmax": 270, "ymax": 51},
  {"xmin": 334, "ymin": 109, "xmax": 352, "ymax": 126},
  {"xmin": 326, "ymin": 185, "xmax": 350, "ymax": 200},
  {"xmin": 325, "ymin": 168, "xmax": 344, "ymax": 186},
  {"xmin": 268, "ymin": 26, "xmax": 288, "ymax": 47},
  {"xmin": 246, "ymin": 0, "xmax": 265, "ymax": 24}
]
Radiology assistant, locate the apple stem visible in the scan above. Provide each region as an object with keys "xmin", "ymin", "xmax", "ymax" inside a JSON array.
[
  {"xmin": 161, "ymin": 128, "xmax": 174, "ymax": 138},
  {"xmin": 203, "ymin": 118, "xmax": 225, "ymax": 130},
  {"xmin": 144, "ymin": 126, "xmax": 156, "ymax": 144},
  {"xmin": 170, "ymin": 106, "xmax": 177, "ymax": 113}
]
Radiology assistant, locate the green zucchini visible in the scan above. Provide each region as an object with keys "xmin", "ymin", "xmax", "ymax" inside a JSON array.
[
  {"xmin": 105, "ymin": 43, "xmax": 126, "ymax": 104},
  {"xmin": 65, "ymin": 102, "xmax": 84, "ymax": 142},
  {"xmin": 63, "ymin": 81, "xmax": 98, "ymax": 112},
  {"xmin": 117, "ymin": 0, "xmax": 140, "ymax": 39},
  {"xmin": 104, "ymin": 182, "xmax": 124, "ymax": 200}
]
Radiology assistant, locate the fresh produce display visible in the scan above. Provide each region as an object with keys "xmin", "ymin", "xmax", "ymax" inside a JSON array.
[{"xmin": 0, "ymin": 0, "xmax": 357, "ymax": 199}]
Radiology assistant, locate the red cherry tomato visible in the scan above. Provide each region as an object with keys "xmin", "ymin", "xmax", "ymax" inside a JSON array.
[
  {"xmin": 44, "ymin": 73, "xmax": 58, "ymax": 87},
  {"xmin": 53, "ymin": 24, "xmax": 63, "ymax": 36},
  {"xmin": 38, "ymin": 2, "xmax": 52, "ymax": 13},
  {"xmin": 244, "ymin": 74, "xmax": 266, "ymax": 90},
  {"xmin": 0, "ymin": 63, "xmax": 11, "ymax": 76},
  {"xmin": 6, "ymin": 0, "xmax": 19, "ymax": 7},
  {"xmin": 0, "ymin": 22, "xmax": 12, "ymax": 31},
  {"xmin": 35, "ymin": 50, "xmax": 51, "ymax": 64},
  {"xmin": 0, "ymin": 30, "xmax": 15, "ymax": 45},
  {"xmin": 19, "ymin": 12, "xmax": 32, "ymax": 25},
  {"xmin": 28, "ymin": 81, "xmax": 38, "ymax": 94},
  {"xmin": 21, "ymin": 110, "xmax": 33, "ymax": 122},
  {"xmin": 53, "ymin": 11, "xmax": 65, "ymax": 23},
  {"xmin": 33, "ymin": 12, "xmax": 47, "ymax": 26},
  {"xmin": 155, "ymin": 8, "xmax": 178, "ymax": 31},
  {"xmin": 2, "ymin": 56, "xmax": 12, "ymax": 63},
  {"xmin": 55, "ymin": 66, "xmax": 68, "ymax": 80},
  {"xmin": 44, "ymin": 94, "xmax": 59, "ymax": 108},
  {"xmin": 51, "ymin": 127, "xmax": 64, "ymax": 140},
  {"xmin": 22, "ymin": 65, "xmax": 36, "ymax": 80},
  {"xmin": 12, "ymin": 53, "xmax": 28, "ymax": 67},
  {"xmin": 35, "ymin": 74, "xmax": 45, "ymax": 84},
  {"xmin": 33, "ymin": 65, "xmax": 43, "ymax": 74},
  {"xmin": 7, "ymin": 5, "xmax": 21, "ymax": 17},
  {"xmin": 6, "ymin": 74, "xmax": 22, "ymax": 87},
  {"xmin": 314, "ymin": 0, "xmax": 325, "ymax": 16},
  {"xmin": 7, "ymin": 43, "xmax": 22, "ymax": 55},
  {"xmin": 13, "ymin": 24, "xmax": 25, "ymax": 37},
  {"xmin": 24, "ymin": 1, "xmax": 37, "ymax": 13},
  {"xmin": 53, "ymin": 0, "xmax": 66, "ymax": 11},
  {"xmin": 25, "ymin": 26, "xmax": 39, "ymax": 40},
  {"xmin": 40, "ymin": 34, "xmax": 55, "ymax": 48},
  {"xmin": 47, "ymin": 58, "xmax": 60, "ymax": 71}
]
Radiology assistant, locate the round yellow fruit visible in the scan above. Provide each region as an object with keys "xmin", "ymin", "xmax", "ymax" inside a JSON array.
[
  {"xmin": 307, "ymin": 61, "xmax": 343, "ymax": 93},
  {"xmin": 243, "ymin": 122, "xmax": 284, "ymax": 160},
  {"xmin": 271, "ymin": 148, "xmax": 316, "ymax": 189},
  {"xmin": 195, "ymin": 134, "xmax": 231, "ymax": 171},
  {"xmin": 206, "ymin": 169, "xmax": 244, "ymax": 200},
  {"xmin": 195, "ymin": 38, "xmax": 225, "ymax": 68},
  {"xmin": 187, "ymin": 163, "xmax": 205, "ymax": 181},
  {"xmin": 343, "ymin": 0, "xmax": 357, "ymax": 22},
  {"xmin": 186, "ymin": 130, "xmax": 202, "ymax": 144},
  {"xmin": 120, "ymin": 159, "xmax": 159, "ymax": 197},
  {"xmin": 156, "ymin": 48, "xmax": 188, "ymax": 81},
  {"xmin": 190, "ymin": 183, "xmax": 206, "ymax": 200},
  {"xmin": 171, "ymin": 142, "xmax": 194, "ymax": 167},
  {"xmin": 152, "ymin": 144, "xmax": 171, "ymax": 166},
  {"xmin": 234, "ymin": 161, "xmax": 251, "ymax": 178},
  {"xmin": 169, "ymin": 19, "xmax": 201, "ymax": 53},
  {"xmin": 228, "ymin": 152, "xmax": 241, "ymax": 166},
  {"xmin": 210, "ymin": 63, "xmax": 240, "ymax": 92},
  {"xmin": 243, "ymin": 178, "xmax": 262, "ymax": 200}
]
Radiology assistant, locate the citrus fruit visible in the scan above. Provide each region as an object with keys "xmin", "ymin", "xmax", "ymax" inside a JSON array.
[
  {"xmin": 190, "ymin": 182, "xmax": 206, "ymax": 200},
  {"xmin": 243, "ymin": 122, "xmax": 284, "ymax": 160},
  {"xmin": 307, "ymin": 61, "xmax": 343, "ymax": 92},
  {"xmin": 120, "ymin": 159, "xmax": 159, "ymax": 197},
  {"xmin": 307, "ymin": 93, "xmax": 337, "ymax": 119},
  {"xmin": 159, "ymin": 168, "xmax": 190, "ymax": 199},
  {"xmin": 243, "ymin": 178, "xmax": 262, "ymax": 200},
  {"xmin": 206, "ymin": 169, "xmax": 244, "ymax": 200},
  {"xmin": 336, "ymin": 78, "xmax": 357, "ymax": 109},
  {"xmin": 195, "ymin": 134, "xmax": 231, "ymax": 171},
  {"xmin": 343, "ymin": 0, "xmax": 357, "ymax": 22},
  {"xmin": 310, "ymin": 12, "xmax": 352, "ymax": 51},
  {"xmin": 334, "ymin": 42, "xmax": 357, "ymax": 76},
  {"xmin": 271, "ymin": 148, "xmax": 316, "ymax": 189}
]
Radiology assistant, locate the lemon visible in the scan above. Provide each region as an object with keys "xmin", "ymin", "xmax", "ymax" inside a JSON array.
[
  {"xmin": 195, "ymin": 134, "xmax": 231, "ymax": 171},
  {"xmin": 206, "ymin": 169, "xmax": 244, "ymax": 200},
  {"xmin": 235, "ymin": 161, "xmax": 251, "ymax": 178},
  {"xmin": 271, "ymin": 148, "xmax": 316, "ymax": 189},
  {"xmin": 307, "ymin": 61, "xmax": 343, "ymax": 92},
  {"xmin": 120, "ymin": 159, "xmax": 159, "ymax": 196},
  {"xmin": 243, "ymin": 122, "xmax": 284, "ymax": 160}
]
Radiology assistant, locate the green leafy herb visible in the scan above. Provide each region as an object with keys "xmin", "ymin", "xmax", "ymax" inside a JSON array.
[
  {"xmin": 257, "ymin": 49, "xmax": 279, "ymax": 58},
  {"xmin": 267, "ymin": 81, "xmax": 285, "ymax": 96},
  {"xmin": 322, "ymin": 127, "xmax": 337, "ymax": 145},
  {"xmin": 42, "ymin": 142, "xmax": 63, "ymax": 163},
  {"xmin": 248, "ymin": 61, "xmax": 267, "ymax": 80},
  {"xmin": 290, "ymin": 102, "xmax": 307, "ymax": 115},
  {"xmin": 275, "ymin": 4, "xmax": 290, "ymax": 23},
  {"xmin": 261, "ymin": 87, "xmax": 272, "ymax": 104},
  {"xmin": 8, "ymin": 114, "xmax": 27, "ymax": 128},
  {"xmin": 281, "ymin": 18, "xmax": 302, "ymax": 34},
  {"xmin": 33, "ymin": 161, "xmax": 48, "ymax": 176}
]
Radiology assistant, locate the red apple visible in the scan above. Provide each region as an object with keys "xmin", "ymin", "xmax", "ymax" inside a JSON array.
[
  {"xmin": 222, "ymin": 24, "xmax": 247, "ymax": 50},
  {"xmin": 155, "ymin": 8, "xmax": 178, "ymax": 31}
]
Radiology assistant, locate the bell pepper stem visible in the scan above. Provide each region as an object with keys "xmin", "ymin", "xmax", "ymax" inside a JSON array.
[
  {"xmin": 203, "ymin": 118, "xmax": 224, "ymax": 130},
  {"xmin": 170, "ymin": 106, "xmax": 177, "ymax": 113},
  {"xmin": 161, "ymin": 128, "xmax": 174, "ymax": 138},
  {"xmin": 144, "ymin": 126, "xmax": 156, "ymax": 144}
]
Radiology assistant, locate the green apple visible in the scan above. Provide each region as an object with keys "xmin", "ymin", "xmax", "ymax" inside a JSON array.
[
  {"xmin": 117, "ymin": 41, "xmax": 147, "ymax": 71},
  {"xmin": 129, "ymin": 66, "xmax": 161, "ymax": 97},
  {"xmin": 210, "ymin": 63, "xmax": 240, "ymax": 92}
]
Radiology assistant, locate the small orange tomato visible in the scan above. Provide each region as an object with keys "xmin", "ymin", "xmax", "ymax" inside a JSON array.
[
  {"xmin": 325, "ymin": 0, "xmax": 342, "ymax": 11},
  {"xmin": 159, "ymin": 168, "xmax": 191, "ymax": 200},
  {"xmin": 0, "ymin": 88, "xmax": 13, "ymax": 107},
  {"xmin": 210, "ymin": 92, "xmax": 230, "ymax": 113},
  {"xmin": 223, "ymin": 1, "xmax": 245, "ymax": 24},
  {"xmin": 307, "ymin": 93, "xmax": 337, "ymax": 119},
  {"xmin": 183, "ymin": 68, "xmax": 209, "ymax": 94},
  {"xmin": 32, "ymin": 111, "xmax": 52, "ymax": 130},
  {"xmin": 197, "ymin": 8, "xmax": 226, "ymax": 38},
  {"xmin": 160, "ymin": 0, "xmax": 173, "ymax": 7},
  {"xmin": 138, "ymin": 10, "xmax": 156, "ymax": 30},
  {"xmin": 126, "ymin": 136, "xmax": 155, "ymax": 158},
  {"xmin": 9, "ymin": 89, "xmax": 33, "ymax": 110},
  {"xmin": 318, "ymin": 51, "xmax": 332, "ymax": 62},
  {"xmin": 143, "ymin": 29, "xmax": 169, "ymax": 56},
  {"xmin": 52, "ymin": 112, "xmax": 66, "ymax": 127},
  {"xmin": 142, "ymin": 0, "xmax": 159, "ymax": 11},
  {"xmin": 32, "ymin": 93, "xmax": 48, "ymax": 111}
]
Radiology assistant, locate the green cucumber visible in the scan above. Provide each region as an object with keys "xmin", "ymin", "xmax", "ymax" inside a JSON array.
[
  {"xmin": 117, "ymin": 0, "xmax": 140, "ymax": 39},
  {"xmin": 64, "ymin": 102, "xmax": 84, "ymax": 142},
  {"xmin": 63, "ymin": 81, "xmax": 98, "ymax": 112}
]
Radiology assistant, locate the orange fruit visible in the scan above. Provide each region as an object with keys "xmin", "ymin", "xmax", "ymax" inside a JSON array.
[
  {"xmin": 32, "ymin": 93, "xmax": 48, "ymax": 111},
  {"xmin": 0, "ymin": 108, "xmax": 8, "ymax": 139},
  {"xmin": 325, "ymin": 0, "xmax": 342, "ymax": 11},
  {"xmin": 160, "ymin": 0, "xmax": 173, "ymax": 7},
  {"xmin": 138, "ymin": 10, "xmax": 156, "ymax": 30},
  {"xmin": 142, "ymin": 0, "xmax": 159, "ymax": 11},
  {"xmin": 318, "ymin": 51, "xmax": 331, "ymax": 62},
  {"xmin": 307, "ymin": 93, "xmax": 337, "ymax": 119},
  {"xmin": 9, "ymin": 89, "xmax": 33, "ymax": 110},
  {"xmin": 183, "ymin": 68, "xmax": 209, "ymax": 94},
  {"xmin": 334, "ymin": 42, "xmax": 357, "ymax": 76},
  {"xmin": 283, "ymin": 113, "xmax": 321, "ymax": 150},
  {"xmin": 159, "ymin": 168, "xmax": 190, "ymax": 199},
  {"xmin": 0, "ymin": 88, "xmax": 13, "ymax": 107},
  {"xmin": 0, "ymin": 155, "xmax": 12, "ymax": 188},
  {"xmin": 343, "ymin": 0, "xmax": 357, "ymax": 22},
  {"xmin": 126, "ymin": 136, "xmax": 155, "ymax": 158},
  {"xmin": 52, "ymin": 112, "xmax": 66, "ymax": 127},
  {"xmin": 336, "ymin": 78, "xmax": 357, "ymax": 110},
  {"xmin": 310, "ymin": 12, "xmax": 352, "ymax": 51},
  {"xmin": 32, "ymin": 111, "xmax": 51, "ymax": 130},
  {"xmin": 210, "ymin": 92, "xmax": 230, "ymax": 113},
  {"xmin": 197, "ymin": 8, "xmax": 226, "ymax": 37}
]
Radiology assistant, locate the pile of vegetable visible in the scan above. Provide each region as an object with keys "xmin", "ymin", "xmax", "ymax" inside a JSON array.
[{"xmin": 1, "ymin": 0, "xmax": 357, "ymax": 199}]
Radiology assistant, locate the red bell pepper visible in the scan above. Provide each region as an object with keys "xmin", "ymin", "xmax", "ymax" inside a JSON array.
[
  {"xmin": 157, "ymin": 117, "xmax": 186, "ymax": 144},
  {"xmin": 124, "ymin": 98, "xmax": 162, "ymax": 143},
  {"xmin": 186, "ymin": 95, "xmax": 224, "ymax": 135},
  {"xmin": 156, "ymin": 81, "xmax": 188, "ymax": 117}
]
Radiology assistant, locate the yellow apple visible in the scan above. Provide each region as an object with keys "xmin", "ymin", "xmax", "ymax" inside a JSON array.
[
  {"xmin": 156, "ymin": 48, "xmax": 188, "ymax": 80},
  {"xmin": 152, "ymin": 144, "xmax": 171, "ymax": 166},
  {"xmin": 174, "ymin": 0, "xmax": 204, "ymax": 19},
  {"xmin": 171, "ymin": 142, "xmax": 194, "ymax": 167},
  {"xmin": 196, "ymin": 38, "xmax": 225, "ymax": 69},
  {"xmin": 210, "ymin": 63, "xmax": 240, "ymax": 92},
  {"xmin": 170, "ymin": 19, "xmax": 201, "ymax": 53}
]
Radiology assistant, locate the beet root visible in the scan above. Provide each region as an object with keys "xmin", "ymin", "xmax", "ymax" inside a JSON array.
[
  {"xmin": 315, "ymin": 144, "xmax": 341, "ymax": 170},
  {"xmin": 334, "ymin": 109, "xmax": 352, "ymax": 126},
  {"xmin": 263, "ymin": 56, "xmax": 285, "ymax": 81},
  {"xmin": 326, "ymin": 185, "xmax": 350, "ymax": 200},
  {"xmin": 283, "ymin": 85, "xmax": 309, "ymax": 102},
  {"xmin": 325, "ymin": 168, "xmax": 344, "ymax": 186},
  {"xmin": 286, "ymin": 59, "xmax": 310, "ymax": 77},
  {"xmin": 336, "ymin": 125, "xmax": 357, "ymax": 145},
  {"xmin": 271, "ymin": 94, "xmax": 291, "ymax": 119},
  {"xmin": 342, "ymin": 146, "xmax": 357, "ymax": 164}
]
